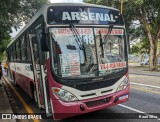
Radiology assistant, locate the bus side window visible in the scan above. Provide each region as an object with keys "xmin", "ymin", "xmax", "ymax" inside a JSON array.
[
  {"xmin": 38, "ymin": 28, "xmax": 49, "ymax": 52},
  {"xmin": 10, "ymin": 47, "xmax": 13, "ymax": 61},
  {"xmin": 21, "ymin": 35, "xmax": 27, "ymax": 61},
  {"xmin": 26, "ymin": 32, "xmax": 31, "ymax": 62},
  {"xmin": 13, "ymin": 43, "xmax": 16, "ymax": 61},
  {"xmin": 16, "ymin": 40, "xmax": 20, "ymax": 61},
  {"xmin": 32, "ymin": 37, "xmax": 39, "ymax": 63}
]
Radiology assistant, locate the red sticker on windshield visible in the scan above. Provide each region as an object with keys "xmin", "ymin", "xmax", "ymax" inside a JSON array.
[
  {"xmin": 95, "ymin": 29, "xmax": 123, "ymax": 35},
  {"xmin": 99, "ymin": 61, "xmax": 126, "ymax": 70}
]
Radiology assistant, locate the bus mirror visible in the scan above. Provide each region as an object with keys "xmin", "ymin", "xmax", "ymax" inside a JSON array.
[{"xmin": 40, "ymin": 34, "xmax": 49, "ymax": 51}]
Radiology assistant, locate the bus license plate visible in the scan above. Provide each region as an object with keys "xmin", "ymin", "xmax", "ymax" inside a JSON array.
[{"xmin": 119, "ymin": 95, "xmax": 128, "ymax": 100}]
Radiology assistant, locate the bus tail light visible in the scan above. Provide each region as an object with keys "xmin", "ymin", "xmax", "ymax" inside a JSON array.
[
  {"xmin": 116, "ymin": 77, "xmax": 128, "ymax": 92},
  {"xmin": 52, "ymin": 87, "xmax": 78, "ymax": 102}
]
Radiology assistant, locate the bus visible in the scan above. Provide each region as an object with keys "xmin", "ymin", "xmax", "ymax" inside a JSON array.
[{"xmin": 7, "ymin": 3, "xmax": 130, "ymax": 120}]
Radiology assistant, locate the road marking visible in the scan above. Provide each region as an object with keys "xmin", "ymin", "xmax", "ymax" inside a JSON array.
[
  {"xmin": 119, "ymin": 104, "xmax": 160, "ymax": 120},
  {"xmin": 131, "ymin": 82, "xmax": 160, "ymax": 89},
  {"xmin": 131, "ymin": 86, "xmax": 160, "ymax": 95},
  {"xmin": 118, "ymin": 104, "xmax": 145, "ymax": 113},
  {"xmin": 3, "ymin": 76, "xmax": 40, "ymax": 122}
]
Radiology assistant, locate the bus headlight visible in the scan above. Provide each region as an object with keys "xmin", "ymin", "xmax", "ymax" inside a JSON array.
[
  {"xmin": 52, "ymin": 87, "xmax": 78, "ymax": 102},
  {"xmin": 116, "ymin": 77, "xmax": 128, "ymax": 92}
]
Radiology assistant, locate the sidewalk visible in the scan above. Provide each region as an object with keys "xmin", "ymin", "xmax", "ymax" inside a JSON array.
[
  {"xmin": 129, "ymin": 66, "xmax": 160, "ymax": 87},
  {"xmin": 129, "ymin": 66, "xmax": 160, "ymax": 77},
  {"xmin": 0, "ymin": 78, "xmax": 16, "ymax": 122}
]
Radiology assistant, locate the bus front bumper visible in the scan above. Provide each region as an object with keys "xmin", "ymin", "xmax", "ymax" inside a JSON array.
[{"xmin": 51, "ymin": 86, "xmax": 129, "ymax": 120}]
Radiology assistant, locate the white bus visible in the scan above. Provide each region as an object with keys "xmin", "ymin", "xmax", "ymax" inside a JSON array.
[{"xmin": 7, "ymin": 3, "xmax": 129, "ymax": 120}]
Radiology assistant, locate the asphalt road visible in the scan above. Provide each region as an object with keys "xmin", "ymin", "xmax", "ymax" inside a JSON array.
[{"xmin": 2, "ymin": 73, "xmax": 160, "ymax": 122}]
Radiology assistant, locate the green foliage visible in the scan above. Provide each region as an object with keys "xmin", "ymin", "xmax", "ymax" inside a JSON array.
[
  {"xmin": 139, "ymin": 37, "xmax": 150, "ymax": 53},
  {"xmin": 130, "ymin": 45, "xmax": 139, "ymax": 54},
  {"xmin": 18, "ymin": 0, "xmax": 48, "ymax": 24},
  {"xmin": 12, "ymin": 0, "xmax": 48, "ymax": 30},
  {"xmin": 0, "ymin": 38, "xmax": 11, "ymax": 61},
  {"xmin": 123, "ymin": 0, "xmax": 160, "ymax": 70},
  {"xmin": 130, "ymin": 37, "xmax": 150, "ymax": 54},
  {"xmin": 0, "ymin": 0, "xmax": 48, "ymax": 35},
  {"xmin": 84, "ymin": 0, "xmax": 120, "ymax": 9},
  {"xmin": 0, "ymin": 0, "xmax": 47, "ymax": 61},
  {"xmin": 124, "ymin": 0, "xmax": 160, "ymax": 35}
]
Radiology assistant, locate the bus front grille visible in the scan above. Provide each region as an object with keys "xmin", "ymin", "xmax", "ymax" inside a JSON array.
[
  {"xmin": 74, "ymin": 77, "xmax": 120, "ymax": 91},
  {"xmin": 85, "ymin": 97, "xmax": 111, "ymax": 107}
]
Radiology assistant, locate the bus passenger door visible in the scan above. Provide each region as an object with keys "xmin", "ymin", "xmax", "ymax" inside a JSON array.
[
  {"xmin": 29, "ymin": 30, "xmax": 52, "ymax": 117},
  {"xmin": 29, "ymin": 34, "xmax": 43, "ymax": 109}
]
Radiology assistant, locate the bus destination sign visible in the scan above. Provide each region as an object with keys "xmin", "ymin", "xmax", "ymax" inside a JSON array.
[
  {"xmin": 62, "ymin": 12, "xmax": 117, "ymax": 22},
  {"xmin": 47, "ymin": 6, "xmax": 124, "ymax": 25}
]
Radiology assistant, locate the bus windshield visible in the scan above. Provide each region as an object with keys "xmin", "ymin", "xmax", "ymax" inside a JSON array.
[{"xmin": 49, "ymin": 27, "xmax": 127, "ymax": 78}]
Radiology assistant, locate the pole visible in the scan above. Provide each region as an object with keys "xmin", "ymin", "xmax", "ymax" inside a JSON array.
[{"xmin": 121, "ymin": 0, "xmax": 123, "ymax": 14}]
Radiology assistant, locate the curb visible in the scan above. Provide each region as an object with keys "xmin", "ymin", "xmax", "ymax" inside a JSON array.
[{"xmin": 129, "ymin": 73, "xmax": 160, "ymax": 77}]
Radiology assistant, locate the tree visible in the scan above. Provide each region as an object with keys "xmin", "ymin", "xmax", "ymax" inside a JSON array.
[
  {"xmin": 15, "ymin": 0, "xmax": 47, "ymax": 25},
  {"xmin": 123, "ymin": 0, "xmax": 160, "ymax": 70},
  {"xmin": 84, "ymin": 0, "xmax": 121, "ymax": 11},
  {"xmin": 0, "ymin": 0, "xmax": 20, "ymax": 42},
  {"xmin": 0, "ymin": 0, "xmax": 48, "ymax": 38},
  {"xmin": 0, "ymin": 0, "xmax": 47, "ymax": 61},
  {"xmin": 0, "ymin": 38, "xmax": 10, "ymax": 61}
]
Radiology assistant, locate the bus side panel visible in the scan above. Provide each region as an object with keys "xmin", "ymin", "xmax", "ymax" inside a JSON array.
[
  {"xmin": 46, "ymin": 59, "xmax": 62, "ymax": 99},
  {"xmin": 9, "ymin": 62, "xmax": 35, "ymax": 98},
  {"xmin": 9, "ymin": 62, "xmax": 16, "ymax": 80},
  {"xmin": 13, "ymin": 71, "xmax": 34, "ymax": 98}
]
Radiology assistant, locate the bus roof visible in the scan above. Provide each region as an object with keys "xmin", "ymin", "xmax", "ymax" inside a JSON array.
[{"xmin": 8, "ymin": 3, "xmax": 119, "ymax": 48}]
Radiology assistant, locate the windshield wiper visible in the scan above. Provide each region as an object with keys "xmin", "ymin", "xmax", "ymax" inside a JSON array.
[
  {"xmin": 69, "ymin": 24, "xmax": 84, "ymax": 50},
  {"xmin": 99, "ymin": 31, "xmax": 104, "ymax": 58},
  {"xmin": 69, "ymin": 24, "xmax": 87, "ymax": 61},
  {"xmin": 102, "ymin": 24, "xmax": 114, "ymax": 44},
  {"xmin": 99, "ymin": 25, "xmax": 113, "ymax": 58}
]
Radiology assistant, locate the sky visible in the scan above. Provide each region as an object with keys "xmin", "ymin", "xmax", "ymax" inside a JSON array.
[
  {"xmin": 10, "ymin": 0, "xmax": 83, "ymax": 38},
  {"xmin": 10, "ymin": 23, "xmax": 25, "ymax": 38}
]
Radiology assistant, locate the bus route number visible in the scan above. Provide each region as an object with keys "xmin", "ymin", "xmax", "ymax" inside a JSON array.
[{"xmin": 82, "ymin": 35, "xmax": 94, "ymax": 45}]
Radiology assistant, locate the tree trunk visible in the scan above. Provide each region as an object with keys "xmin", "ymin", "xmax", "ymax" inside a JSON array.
[
  {"xmin": 140, "ymin": 8, "xmax": 159, "ymax": 71},
  {"xmin": 149, "ymin": 31, "xmax": 160, "ymax": 70},
  {"xmin": 149, "ymin": 43, "xmax": 157, "ymax": 71}
]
